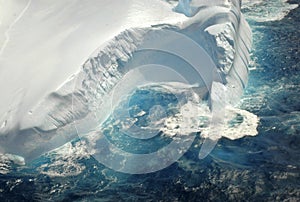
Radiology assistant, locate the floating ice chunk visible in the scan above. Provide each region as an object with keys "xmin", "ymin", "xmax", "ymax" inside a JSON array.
[
  {"xmin": 5, "ymin": 153, "xmax": 25, "ymax": 166},
  {"xmin": 0, "ymin": 0, "xmax": 253, "ymax": 163}
]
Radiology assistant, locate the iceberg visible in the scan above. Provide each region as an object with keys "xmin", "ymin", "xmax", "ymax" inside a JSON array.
[{"xmin": 0, "ymin": 0, "xmax": 254, "ymax": 167}]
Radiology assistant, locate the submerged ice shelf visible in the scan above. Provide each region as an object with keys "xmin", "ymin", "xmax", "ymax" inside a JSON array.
[{"xmin": 0, "ymin": 0, "xmax": 256, "ymax": 164}]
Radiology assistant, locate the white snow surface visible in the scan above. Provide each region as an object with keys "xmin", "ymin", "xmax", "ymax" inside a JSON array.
[{"xmin": 0, "ymin": 0, "xmax": 184, "ymax": 132}]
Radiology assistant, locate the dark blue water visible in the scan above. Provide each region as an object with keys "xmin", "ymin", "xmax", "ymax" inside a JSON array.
[{"xmin": 1, "ymin": 1, "xmax": 300, "ymax": 201}]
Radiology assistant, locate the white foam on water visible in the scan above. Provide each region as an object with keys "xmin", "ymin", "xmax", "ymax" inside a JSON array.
[
  {"xmin": 136, "ymin": 82, "xmax": 260, "ymax": 141},
  {"xmin": 162, "ymin": 101, "xmax": 259, "ymax": 140},
  {"xmin": 37, "ymin": 141, "xmax": 90, "ymax": 177},
  {"xmin": 242, "ymin": 0, "xmax": 298, "ymax": 22}
]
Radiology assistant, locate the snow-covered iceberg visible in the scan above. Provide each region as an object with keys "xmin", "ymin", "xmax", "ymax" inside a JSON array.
[{"xmin": 0, "ymin": 0, "xmax": 254, "ymax": 165}]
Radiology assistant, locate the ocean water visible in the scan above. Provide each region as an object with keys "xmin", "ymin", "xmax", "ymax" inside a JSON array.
[{"xmin": 1, "ymin": 1, "xmax": 300, "ymax": 201}]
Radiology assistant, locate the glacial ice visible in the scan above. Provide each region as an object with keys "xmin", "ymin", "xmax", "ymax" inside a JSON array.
[{"xmin": 0, "ymin": 0, "xmax": 256, "ymax": 163}]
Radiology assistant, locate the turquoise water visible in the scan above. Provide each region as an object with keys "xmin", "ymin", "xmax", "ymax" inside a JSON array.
[{"xmin": 1, "ymin": 1, "xmax": 300, "ymax": 201}]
